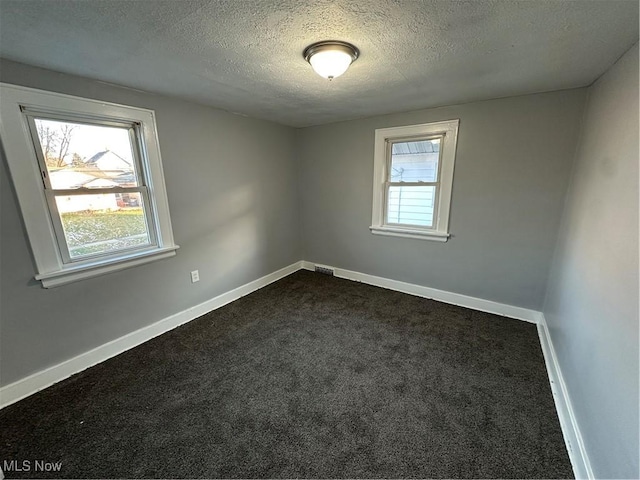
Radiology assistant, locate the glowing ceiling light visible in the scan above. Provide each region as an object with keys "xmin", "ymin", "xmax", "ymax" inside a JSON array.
[{"xmin": 303, "ymin": 41, "xmax": 359, "ymax": 80}]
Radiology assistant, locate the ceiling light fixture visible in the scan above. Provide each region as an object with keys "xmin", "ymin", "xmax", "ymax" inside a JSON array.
[{"xmin": 303, "ymin": 40, "xmax": 359, "ymax": 80}]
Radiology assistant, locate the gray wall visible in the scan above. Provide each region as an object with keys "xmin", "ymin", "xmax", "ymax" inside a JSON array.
[
  {"xmin": 1, "ymin": 51, "xmax": 637, "ymax": 478},
  {"xmin": 543, "ymin": 44, "xmax": 639, "ymax": 479},
  {"xmin": 297, "ymin": 89, "xmax": 587, "ymax": 310},
  {"xmin": 0, "ymin": 60, "xmax": 301, "ymax": 386}
]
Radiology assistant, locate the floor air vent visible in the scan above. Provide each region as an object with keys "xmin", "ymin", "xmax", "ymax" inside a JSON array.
[{"xmin": 314, "ymin": 265, "xmax": 335, "ymax": 276}]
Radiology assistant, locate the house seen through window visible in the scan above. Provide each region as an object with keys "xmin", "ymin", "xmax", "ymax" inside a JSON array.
[
  {"xmin": 387, "ymin": 138, "xmax": 441, "ymax": 227},
  {"xmin": 31, "ymin": 118, "xmax": 155, "ymax": 261}
]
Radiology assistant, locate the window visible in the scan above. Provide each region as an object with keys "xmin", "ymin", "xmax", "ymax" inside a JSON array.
[
  {"xmin": 0, "ymin": 83, "xmax": 178, "ymax": 287},
  {"xmin": 370, "ymin": 119, "xmax": 459, "ymax": 242}
]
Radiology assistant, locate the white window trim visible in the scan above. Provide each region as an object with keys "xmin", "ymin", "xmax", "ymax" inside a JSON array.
[
  {"xmin": 370, "ymin": 119, "xmax": 460, "ymax": 242},
  {"xmin": 0, "ymin": 83, "xmax": 178, "ymax": 287}
]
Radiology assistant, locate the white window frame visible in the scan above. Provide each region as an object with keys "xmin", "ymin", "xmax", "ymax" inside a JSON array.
[
  {"xmin": 370, "ymin": 119, "xmax": 460, "ymax": 242},
  {"xmin": 0, "ymin": 83, "xmax": 178, "ymax": 287}
]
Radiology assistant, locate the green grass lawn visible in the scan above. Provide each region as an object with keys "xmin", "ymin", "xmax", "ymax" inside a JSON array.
[{"xmin": 61, "ymin": 209, "xmax": 149, "ymax": 257}]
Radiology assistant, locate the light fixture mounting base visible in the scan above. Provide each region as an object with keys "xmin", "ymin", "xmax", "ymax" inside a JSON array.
[{"xmin": 303, "ymin": 40, "xmax": 360, "ymax": 63}]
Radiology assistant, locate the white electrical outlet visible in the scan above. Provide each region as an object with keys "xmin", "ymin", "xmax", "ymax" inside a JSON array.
[{"xmin": 190, "ymin": 270, "xmax": 200, "ymax": 283}]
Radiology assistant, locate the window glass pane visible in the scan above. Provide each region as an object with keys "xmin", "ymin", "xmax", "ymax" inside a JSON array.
[
  {"xmin": 55, "ymin": 192, "xmax": 151, "ymax": 259},
  {"xmin": 387, "ymin": 185, "xmax": 436, "ymax": 227},
  {"xmin": 390, "ymin": 138, "xmax": 440, "ymax": 182},
  {"xmin": 34, "ymin": 118, "xmax": 139, "ymax": 189}
]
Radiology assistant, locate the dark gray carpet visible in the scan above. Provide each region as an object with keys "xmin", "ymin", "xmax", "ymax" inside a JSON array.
[{"xmin": 0, "ymin": 270, "xmax": 573, "ymax": 479}]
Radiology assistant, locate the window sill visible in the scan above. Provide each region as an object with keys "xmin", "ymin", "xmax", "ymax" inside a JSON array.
[
  {"xmin": 35, "ymin": 245, "xmax": 179, "ymax": 288},
  {"xmin": 369, "ymin": 225, "xmax": 450, "ymax": 242}
]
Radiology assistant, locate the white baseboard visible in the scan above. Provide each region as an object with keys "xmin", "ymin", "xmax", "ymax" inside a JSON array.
[
  {"xmin": 0, "ymin": 261, "xmax": 303, "ymax": 410},
  {"xmin": 301, "ymin": 261, "xmax": 539, "ymax": 323},
  {"xmin": 537, "ymin": 313, "xmax": 593, "ymax": 480},
  {"xmin": 0, "ymin": 260, "xmax": 540, "ymax": 409},
  {"xmin": 2, "ymin": 257, "xmax": 581, "ymax": 480}
]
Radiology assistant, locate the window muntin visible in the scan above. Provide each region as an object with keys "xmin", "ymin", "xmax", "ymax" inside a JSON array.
[
  {"xmin": 370, "ymin": 120, "xmax": 459, "ymax": 242},
  {"xmin": 385, "ymin": 137, "xmax": 442, "ymax": 228},
  {"xmin": 26, "ymin": 115, "xmax": 158, "ymax": 263}
]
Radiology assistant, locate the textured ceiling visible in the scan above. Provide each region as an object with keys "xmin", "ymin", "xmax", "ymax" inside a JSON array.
[{"xmin": 0, "ymin": 0, "xmax": 637, "ymax": 127}]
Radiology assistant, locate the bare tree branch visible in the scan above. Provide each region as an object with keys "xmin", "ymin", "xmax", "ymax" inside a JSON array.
[
  {"xmin": 55, "ymin": 125, "xmax": 76, "ymax": 167},
  {"xmin": 36, "ymin": 122, "xmax": 60, "ymax": 167}
]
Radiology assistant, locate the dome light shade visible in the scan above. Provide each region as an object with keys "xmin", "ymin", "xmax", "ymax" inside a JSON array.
[
  {"xmin": 303, "ymin": 41, "xmax": 359, "ymax": 80},
  {"xmin": 309, "ymin": 50, "xmax": 352, "ymax": 79}
]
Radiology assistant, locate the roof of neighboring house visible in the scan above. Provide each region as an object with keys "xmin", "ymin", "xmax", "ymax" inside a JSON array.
[
  {"xmin": 82, "ymin": 177, "xmax": 120, "ymax": 188},
  {"xmin": 113, "ymin": 172, "xmax": 136, "ymax": 186},
  {"xmin": 392, "ymin": 140, "xmax": 440, "ymax": 155},
  {"xmin": 48, "ymin": 150, "xmax": 137, "ymax": 189},
  {"xmin": 86, "ymin": 150, "xmax": 132, "ymax": 168},
  {"xmin": 49, "ymin": 170, "xmax": 96, "ymax": 189},
  {"xmin": 49, "ymin": 167, "xmax": 136, "ymax": 189}
]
